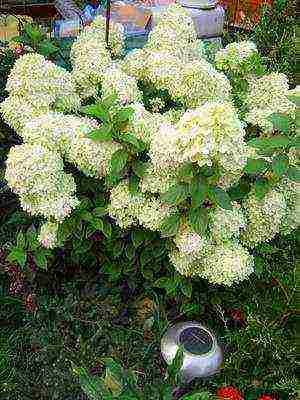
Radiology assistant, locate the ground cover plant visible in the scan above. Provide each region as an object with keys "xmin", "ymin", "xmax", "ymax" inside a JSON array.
[{"xmin": 0, "ymin": 4, "xmax": 298, "ymax": 400}]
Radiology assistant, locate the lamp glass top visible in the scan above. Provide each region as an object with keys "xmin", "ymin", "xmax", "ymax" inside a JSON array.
[{"xmin": 179, "ymin": 327, "xmax": 213, "ymax": 355}]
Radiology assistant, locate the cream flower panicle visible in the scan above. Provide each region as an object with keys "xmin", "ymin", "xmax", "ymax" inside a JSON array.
[
  {"xmin": 38, "ymin": 221, "xmax": 60, "ymax": 249},
  {"xmin": 215, "ymin": 41, "xmax": 258, "ymax": 72},
  {"xmin": 245, "ymin": 73, "xmax": 295, "ymax": 132}
]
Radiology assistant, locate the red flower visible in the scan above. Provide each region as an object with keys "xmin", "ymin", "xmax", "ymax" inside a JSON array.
[
  {"xmin": 217, "ymin": 386, "xmax": 244, "ymax": 400},
  {"xmin": 257, "ymin": 396, "xmax": 274, "ymax": 400}
]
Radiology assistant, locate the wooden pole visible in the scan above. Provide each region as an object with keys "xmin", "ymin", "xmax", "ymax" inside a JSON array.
[{"xmin": 105, "ymin": 0, "xmax": 111, "ymax": 49}]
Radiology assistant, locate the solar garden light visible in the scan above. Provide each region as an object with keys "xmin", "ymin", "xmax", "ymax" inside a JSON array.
[{"xmin": 161, "ymin": 321, "xmax": 223, "ymax": 383}]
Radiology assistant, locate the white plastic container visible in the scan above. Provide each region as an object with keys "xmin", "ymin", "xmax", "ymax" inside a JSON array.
[{"xmin": 186, "ymin": 5, "xmax": 225, "ymax": 39}]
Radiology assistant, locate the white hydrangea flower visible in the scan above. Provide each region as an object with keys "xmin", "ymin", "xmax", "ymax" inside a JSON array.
[
  {"xmin": 67, "ymin": 137, "xmax": 121, "ymax": 179},
  {"xmin": 0, "ymin": 95, "xmax": 50, "ymax": 132},
  {"xmin": 276, "ymin": 179, "xmax": 300, "ymax": 235},
  {"xmin": 174, "ymin": 224, "xmax": 210, "ymax": 257},
  {"xmin": 71, "ymin": 34, "xmax": 111, "ymax": 90},
  {"xmin": 245, "ymin": 73, "xmax": 296, "ymax": 132},
  {"xmin": 101, "ymin": 66, "xmax": 142, "ymax": 105},
  {"xmin": 137, "ymin": 198, "xmax": 174, "ymax": 231},
  {"xmin": 5, "ymin": 144, "xmax": 79, "ymax": 221},
  {"xmin": 169, "ymin": 59, "xmax": 231, "ymax": 108},
  {"xmin": 215, "ymin": 41, "xmax": 258, "ymax": 72},
  {"xmin": 120, "ymin": 48, "xmax": 148, "ymax": 80},
  {"xmin": 108, "ymin": 180, "xmax": 145, "ymax": 229},
  {"xmin": 140, "ymin": 164, "xmax": 177, "ymax": 194},
  {"xmin": 21, "ymin": 112, "xmax": 99, "ymax": 156},
  {"xmin": 146, "ymin": 50, "xmax": 184, "ymax": 92},
  {"xmin": 176, "ymin": 101, "xmax": 247, "ymax": 171},
  {"xmin": 242, "ymin": 189, "xmax": 287, "ymax": 246},
  {"xmin": 149, "ymin": 122, "xmax": 183, "ymax": 173},
  {"xmin": 88, "ymin": 15, "xmax": 125, "ymax": 58},
  {"xmin": 38, "ymin": 221, "xmax": 59, "ymax": 249},
  {"xmin": 169, "ymin": 249, "xmax": 204, "ymax": 277},
  {"xmin": 6, "ymin": 53, "xmax": 77, "ymax": 106},
  {"xmin": 126, "ymin": 103, "xmax": 166, "ymax": 145},
  {"xmin": 209, "ymin": 203, "xmax": 246, "ymax": 243},
  {"xmin": 200, "ymin": 243, "xmax": 254, "ymax": 286}
]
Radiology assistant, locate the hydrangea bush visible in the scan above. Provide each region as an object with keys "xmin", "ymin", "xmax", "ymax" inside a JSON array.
[{"xmin": 1, "ymin": 6, "xmax": 299, "ymax": 286}]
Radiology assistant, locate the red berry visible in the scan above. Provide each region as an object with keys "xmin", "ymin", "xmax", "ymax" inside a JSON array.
[
  {"xmin": 217, "ymin": 386, "xmax": 244, "ymax": 400},
  {"xmin": 258, "ymin": 396, "xmax": 274, "ymax": 400}
]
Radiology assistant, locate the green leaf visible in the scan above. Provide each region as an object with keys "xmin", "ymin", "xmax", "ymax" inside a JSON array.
[
  {"xmin": 269, "ymin": 113, "xmax": 290, "ymax": 133},
  {"xmin": 254, "ymin": 178, "xmax": 271, "ymax": 200},
  {"xmin": 88, "ymin": 125, "xmax": 112, "ymax": 141},
  {"xmin": 33, "ymin": 251, "xmax": 47, "ymax": 270},
  {"xmin": 181, "ymin": 391, "xmax": 213, "ymax": 400},
  {"xmin": 103, "ymin": 358, "xmax": 124, "ymax": 396},
  {"xmin": 287, "ymin": 167, "xmax": 300, "ymax": 182},
  {"xmin": 139, "ymin": 248, "xmax": 153, "ymax": 268},
  {"xmin": 248, "ymin": 136, "xmax": 291, "ymax": 150},
  {"xmin": 93, "ymin": 207, "xmax": 108, "ymax": 217},
  {"xmin": 110, "ymin": 149, "xmax": 129, "ymax": 176},
  {"xmin": 132, "ymin": 160, "xmax": 148, "ymax": 178},
  {"xmin": 120, "ymin": 133, "xmax": 146, "ymax": 153},
  {"xmin": 81, "ymin": 104, "xmax": 110, "ymax": 122},
  {"xmin": 38, "ymin": 40, "xmax": 59, "ymax": 56},
  {"xmin": 288, "ymin": 94, "xmax": 300, "ymax": 107},
  {"xmin": 189, "ymin": 179, "xmax": 208, "ymax": 207},
  {"xmin": 154, "ymin": 277, "xmax": 172, "ymax": 288},
  {"xmin": 291, "ymin": 136, "xmax": 300, "ymax": 149},
  {"xmin": 208, "ymin": 187, "xmax": 232, "ymax": 210},
  {"xmin": 160, "ymin": 213, "xmax": 181, "ymax": 238},
  {"xmin": 101, "ymin": 219, "xmax": 112, "ymax": 238},
  {"xmin": 72, "ymin": 365, "xmax": 108, "ymax": 400},
  {"xmin": 131, "ymin": 230, "xmax": 146, "ymax": 248},
  {"xmin": 188, "ymin": 207, "xmax": 208, "ymax": 235},
  {"xmin": 128, "ymin": 174, "xmax": 140, "ymax": 194},
  {"xmin": 24, "ymin": 24, "xmax": 43, "ymax": 42},
  {"xmin": 16, "ymin": 232, "xmax": 26, "ymax": 249},
  {"xmin": 115, "ymin": 107, "xmax": 134, "ymax": 123},
  {"xmin": 180, "ymin": 280, "xmax": 193, "ymax": 298},
  {"xmin": 228, "ymin": 180, "xmax": 251, "ymax": 201},
  {"xmin": 254, "ymin": 256, "xmax": 265, "ymax": 278},
  {"xmin": 271, "ymin": 154, "xmax": 289, "ymax": 177},
  {"xmin": 244, "ymin": 158, "xmax": 270, "ymax": 174},
  {"xmin": 161, "ymin": 184, "xmax": 188, "ymax": 205},
  {"xmin": 178, "ymin": 163, "xmax": 194, "ymax": 180},
  {"xmin": 101, "ymin": 93, "xmax": 118, "ymax": 109},
  {"xmin": 8, "ymin": 247, "xmax": 27, "ymax": 268},
  {"xmin": 167, "ymin": 347, "xmax": 184, "ymax": 380}
]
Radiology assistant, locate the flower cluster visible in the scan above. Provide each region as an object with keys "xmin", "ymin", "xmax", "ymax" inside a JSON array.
[
  {"xmin": 149, "ymin": 101, "xmax": 249, "ymax": 175},
  {"xmin": 245, "ymin": 73, "xmax": 295, "ymax": 131},
  {"xmin": 241, "ymin": 189, "xmax": 287, "ymax": 247},
  {"xmin": 168, "ymin": 206, "xmax": 253, "ymax": 285},
  {"xmin": 108, "ymin": 180, "xmax": 174, "ymax": 231},
  {"xmin": 38, "ymin": 221, "xmax": 60, "ymax": 249},
  {"xmin": 201, "ymin": 243, "xmax": 254, "ymax": 286},
  {"xmin": 0, "ymin": 95, "xmax": 50, "ymax": 132},
  {"xmin": 70, "ymin": 15, "xmax": 124, "ymax": 97},
  {"xmin": 5, "ymin": 144, "xmax": 79, "ymax": 223},
  {"xmin": 101, "ymin": 65, "xmax": 142, "ymax": 105},
  {"xmin": 209, "ymin": 203, "xmax": 246, "ymax": 243},
  {"xmin": 6, "ymin": 53, "xmax": 80, "ymax": 110},
  {"xmin": 215, "ymin": 41, "xmax": 258, "ymax": 72}
]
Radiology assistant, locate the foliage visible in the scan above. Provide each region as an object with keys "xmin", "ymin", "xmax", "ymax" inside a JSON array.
[
  {"xmin": 0, "ymin": 45, "xmax": 16, "ymax": 99},
  {"xmin": 252, "ymin": 0, "xmax": 296, "ymax": 87}
]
